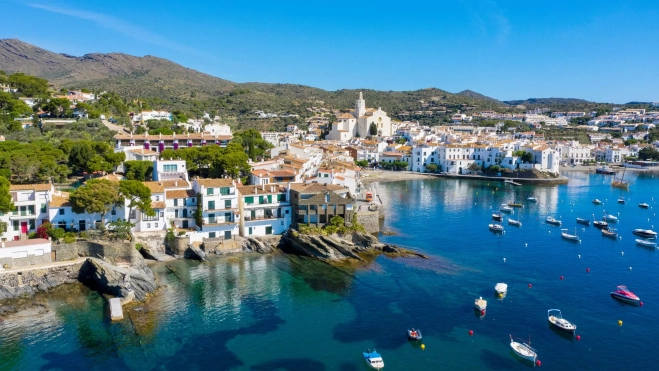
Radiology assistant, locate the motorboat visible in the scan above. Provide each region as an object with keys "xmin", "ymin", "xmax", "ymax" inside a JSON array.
[
  {"xmin": 509, "ymin": 335, "xmax": 537, "ymax": 363},
  {"xmin": 489, "ymin": 223, "xmax": 504, "ymax": 233},
  {"xmin": 492, "ymin": 213, "xmax": 503, "ymax": 222},
  {"xmin": 610, "ymin": 285, "xmax": 640, "ymax": 305},
  {"xmin": 593, "ymin": 220, "xmax": 609, "ymax": 229},
  {"xmin": 508, "ymin": 218, "xmax": 522, "ymax": 227},
  {"xmin": 561, "ymin": 229, "xmax": 580, "ymax": 242},
  {"xmin": 475, "ymin": 297, "xmax": 487, "ymax": 312},
  {"xmin": 576, "ymin": 218, "xmax": 590, "ymax": 226},
  {"xmin": 632, "ymin": 229, "xmax": 657, "ymax": 239},
  {"xmin": 592, "ymin": 199, "xmax": 602, "ymax": 205},
  {"xmin": 547, "ymin": 309, "xmax": 577, "ymax": 333},
  {"xmin": 407, "ymin": 328, "xmax": 422, "ymax": 341},
  {"xmin": 500, "ymin": 204, "xmax": 513, "ymax": 213},
  {"xmin": 602, "ymin": 228, "xmax": 618, "ymax": 239},
  {"xmin": 363, "ymin": 350, "xmax": 384, "ymax": 370},
  {"xmin": 596, "ymin": 166, "xmax": 616, "ymax": 175},
  {"xmin": 617, "ymin": 197, "xmax": 626, "ymax": 204},
  {"xmin": 495, "ymin": 283, "xmax": 508, "ymax": 297},
  {"xmin": 527, "ymin": 196, "xmax": 537, "ymax": 202},
  {"xmin": 545, "ymin": 216, "xmax": 562, "ymax": 226},
  {"xmin": 508, "ymin": 202, "xmax": 523, "ymax": 208},
  {"xmin": 639, "ymin": 203, "xmax": 650, "ymax": 208},
  {"xmin": 636, "ymin": 239, "xmax": 657, "ymax": 248},
  {"xmin": 604, "ymin": 214, "xmax": 618, "ymax": 222}
]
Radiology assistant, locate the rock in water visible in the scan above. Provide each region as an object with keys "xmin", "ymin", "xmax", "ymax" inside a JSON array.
[
  {"xmin": 184, "ymin": 245, "xmax": 206, "ymax": 262},
  {"xmin": 79, "ymin": 258, "xmax": 156, "ymax": 302},
  {"xmin": 240, "ymin": 237, "xmax": 276, "ymax": 253},
  {"xmin": 138, "ymin": 244, "xmax": 166, "ymax": 262}
]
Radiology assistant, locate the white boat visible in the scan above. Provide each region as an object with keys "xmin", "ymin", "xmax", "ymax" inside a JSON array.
[
  {"xmin": 596, "ymin": 166, "xmax": 616, "ymax": 175},
  {"xmin": 545, "ymin": 216, "xmax": 562, "ymax": 226},
  {"xmin": 509, "ymin": 335, "xmax": 537, "ymax": 363},
  {"xmin": 592, "ymin": 199, "xmax": 602, "ymax": 205},
  {"xmin": 475, "ymin": 297, "xmax": 487, "ymax": 311},
  {"xmin": 500, "ymin": 204, "xmax": 513, "ymax": 213},
  {"xmin": 639, "ymin": 203, "xmax": 650, "ymax": 208},
  {"xmin": 508, "ymin": 218, "xmax": 522, "ymax": 227},
  {"xmin": 489, "ymin": 223, "xmax": 504, "ymax": 233},
  {"xmin": 633, "ymin": 229, "xmax": 657, "ymax": 239},
  {"xmin": 363, "ymin": 350, "xmax": 384, "ymax": 370},
  {"xmin": 617, "ymin": 197, "xmax": 626, "ymax": 204},
  {"xmin": 636, "ymin": 239, "xmax": 657, "ymax": 248},
  {"xmin": 561, "ymin": 229, "xmax": 580, "ymax": 242},
  {"xmin": 495, "ymin": 283, "xmax": 507, "ymax": 297},
  {"xmin": 547, "ymin": 309, "xmax": 576, "ymax": 333},
  {"xmin": 527, "ymin": 196, "xmax": 537, "ymax": 202},
  {"xmin": 604, "ymin": 214, "xmax": 618, "ymax": 222}
]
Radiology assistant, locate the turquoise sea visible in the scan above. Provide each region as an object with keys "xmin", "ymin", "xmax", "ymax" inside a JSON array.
[{"xmin": 2, "ymin": 171, "xmax": 659, "ymax": 370}]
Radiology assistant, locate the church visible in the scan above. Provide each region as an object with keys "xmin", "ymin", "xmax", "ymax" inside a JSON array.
[{"xmin": 327, "ymin": 93, "xmax": 393, "ymax": 141}]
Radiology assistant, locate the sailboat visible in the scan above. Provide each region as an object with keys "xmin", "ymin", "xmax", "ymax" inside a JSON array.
[{"xmin": 611, "ymin": 166, "xmax": 629, "ymax": 189}]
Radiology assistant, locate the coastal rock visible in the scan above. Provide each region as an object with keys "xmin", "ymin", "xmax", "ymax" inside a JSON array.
[
  {"xmin": 0, "ymin": 263, "xmax": 82, "ymax": 301},
  {"xmin": 184, "ymin": 245, "xmax": 207, "ymax": 262},
  {"xmin": 78, "ymin": 258, "xmax": 156, "ymax": 302},
  {"xmin": 240, "ymin": 237, "xmax": 278, "ymax": 254},
  {"xmin": 139, "ymin": 244, "xmax": 166, "ymax": 262}
]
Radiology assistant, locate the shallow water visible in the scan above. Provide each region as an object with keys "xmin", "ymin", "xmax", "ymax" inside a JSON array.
[{"xmin": 2, "ymin": 172, "xmax": 659, "ymax": 370}]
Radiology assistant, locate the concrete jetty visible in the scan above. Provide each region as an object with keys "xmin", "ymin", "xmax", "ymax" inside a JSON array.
[{"xmin": 109, "ymin": 298, "xmax": 124, "ymax": 321}]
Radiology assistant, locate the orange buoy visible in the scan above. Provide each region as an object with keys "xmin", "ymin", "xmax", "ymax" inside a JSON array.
[{"xmin": 469, "ymin": 330, "xmax": 474, "ymax": 336}]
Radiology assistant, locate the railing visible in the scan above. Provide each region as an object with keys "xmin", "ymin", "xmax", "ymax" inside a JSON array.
[{"xmin": 244, "ymin": 215, "xmax": 278, "ymax": 221}]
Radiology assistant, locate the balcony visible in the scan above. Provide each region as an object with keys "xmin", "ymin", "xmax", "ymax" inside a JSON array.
[
  {"xmin": 244, "ymin": 214, "xmax": 278, "ymax": 221},
  {"xmin": 9, "ymin": 212, "xmax": 38, "ymax": 220},
  {"xmin": 205, "ymin": 206, "xmax": 238, "ymax": 212}
]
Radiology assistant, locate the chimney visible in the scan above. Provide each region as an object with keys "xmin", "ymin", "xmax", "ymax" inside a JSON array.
[
  {"xmin": 262, "ymin": 183, "xmax": 266, "ymax": 191},
  {"xmin": 175, "ymin": 180, "xmax": 178, "ymax": 187}
]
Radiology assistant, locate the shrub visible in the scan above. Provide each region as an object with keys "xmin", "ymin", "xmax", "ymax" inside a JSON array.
[
  {"xmin": 135, "ymin": 243, "xmax": 143, "ymax": 251},
  {"xmin": 49, "ymin": 228, "xmax": 65, "ymax": 241},
  {"xmin": 178, "ymin": 231, "xmax": 187, "ymax": 236},
  {"xmin": 63, "ymin": 232, "xmax": 77, "ymax": 244},
  {"xmin": 36, "ymin": 222, "xmax": 52, "ymax": 239},
  {"xmin": 78, "ymin": 231, "xmax": 88, "ymax": 240},
  {"xmin": 28, "ymin": 231, "xmax": 37, "ymax": 239}
]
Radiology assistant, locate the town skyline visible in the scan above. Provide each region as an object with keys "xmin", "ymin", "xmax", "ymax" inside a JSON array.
[{"xmin": 2, "ymin": 1, "xmax": 658, "ymax": 103}]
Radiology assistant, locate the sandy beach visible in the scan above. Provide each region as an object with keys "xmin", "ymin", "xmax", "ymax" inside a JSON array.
[{"xmin": 360, "ymin": 170, "xmax": 435, "ymax": 185}]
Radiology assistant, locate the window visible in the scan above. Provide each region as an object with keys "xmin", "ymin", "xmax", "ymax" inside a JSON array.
[
  {"xmin": 245, "ymin": 196, "xmax": 254, "ymax": 204},
  {"xmin": 224, "ymin": 231, "xmax": 231, "ymax": 240},
  {"xmin": 40, "ymin": 204, "xmax": 47, "ymax": 213},
  {"xmin": 220, "ymin": 187, "xmax": 230, "ymax": 195},
  {"xmin": 206, "ymin": 188, "xmax": 213, "ymax": 196},
  {"xmin": 278, "ymin": 194, "xmax": 287, "ymax": 202},
  {"xmin": 155, "ymin": 223, "xmax": 158, "ymax": 228},
  {"xmin": 12, "ymin": 220, "xmax": 19, "ymax": 231},
  {"xmin": 248, "ymin": 227, "xmax": 252, "ymax": 235},
  {"xmin": 267, "ymin": 195, "xmax": 273, "ymax": 203},
  {"xmin": 111, "ymin": 208, "xmax": 116, "ymax": 215},
  {"xmin": 28, "ymin": 205, "xmax": 35, "ymax": 215},
  {"xmin": 143, "ymin": 211, "xmax": 159, "ymax": 221},
  {"xmin": 147, "ymin": 223, "xmax": 151, "ymax": 228},
  {"xmin": 29, "ymin": 220, "xmax": 35, "ymax": 230},
  {"xmin": 224, "ymin": 213, "xmax": 231, "ymax": 222},
  {"xmin": 175, "ymin": 209, "xmax": 179, "ymax": 218},
  {"xmin": 59, "ymin": 209, "xmax": 65, "ymax": 215},
  {"xmin": 224, "ymin": 200, "xmax": 231, "ymax": 208},
  {"xmin": 130, "ymin": 210, "xmax": 137, "ymax": 219},
  {"xmin": 174, "ymin": 199, "xmax": 179, "ymax": 207},
  {"xmin": 265, "ymin": 226, "xmax": 273, "ymax": 235},
  {"xmin": 208, "ymin": 200, "xmax": 215, "ymax": 210},
  {"xmin": 209, "ymin": 232, "xmax": 216, "ymax": 238},
  {"xmin": 208, "ymin": 214, "xmax": 216, "ymax": 224},
  {"xmin": 163, "ymin": 164, "xmax": 177, "ymax": 172}
]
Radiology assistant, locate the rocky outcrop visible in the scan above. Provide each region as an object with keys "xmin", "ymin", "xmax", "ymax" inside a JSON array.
[
  {"xmin": 184, "ymin": 245, "xmax": 207, "ymax": 262},
  {"xmin": 0, "ymin": 263, "xmax": 83, "ymax": 301},
  {"xmin": 139, "ymin": 244, "xmax": 166, "ymax": 262},
  {"xmin": 240, "ymin": 237, "xmax": 279, "ymax": 254},
  {"xmin": 78, "ymin": 257, "xmax": 156, "ymax": 302}
]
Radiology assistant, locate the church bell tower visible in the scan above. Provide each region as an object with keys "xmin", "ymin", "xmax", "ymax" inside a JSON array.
[{"xmin": 355, "ymin": 92, "xmax": 366, "ymax": 118}]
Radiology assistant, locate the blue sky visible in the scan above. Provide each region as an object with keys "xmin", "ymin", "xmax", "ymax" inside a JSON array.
[{"xmin": 2, "ymin": 0, "xmax": 658, "ymax": 103}]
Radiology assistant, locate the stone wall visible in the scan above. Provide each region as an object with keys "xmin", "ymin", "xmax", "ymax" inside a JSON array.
[
  {"xmin": 168, "ymin": 236, "xmax": 188, "ymax": 255},
  {"xmin": 2, "ymin": 253, "xmax": 52, "ymax": 269},
  {"xmin": 355, "ymin": 211, "xmax": 380, "ymax": 234},
  {"xmin": 52, "ymin": 241, "xmax": 140, "ymax": 265},
  {"xmin": 134, "ymin": 234, "xmax": 167, "ymax": 256}
]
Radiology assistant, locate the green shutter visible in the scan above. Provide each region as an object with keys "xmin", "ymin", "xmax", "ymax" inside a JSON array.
[
  {"xmin": 267, "ymin": 195, "xmax": 272, "ymax": 203},
  {"xmin": 206, "ymin": 188, "xmax": 213, "ymax": 195},
  {"xmin": 259, "ymin": 196, "xmax": 264, "ymax": 204},
  {"xmin": 245, "ymin": 196, "xmax": 254, "ymax": 204}
]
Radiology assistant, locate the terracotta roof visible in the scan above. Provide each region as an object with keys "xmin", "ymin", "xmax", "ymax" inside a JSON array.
[
  {"xmin": 9, "ymin": 184, "xmax": 52, "ymax": 192},
  {"xmin": 269, "ymin": 170, "xmax": 296, "ymax": 177},
  {"xmin": 195, "ymin": 178, "xmax": 234, "ymax": 187},
  {"xmin": 237, "ymin": 185, "xmax": 287, "ymax": 195},
  {"xmin": 250, "ymin": 169, "xmax": 269, "ymax": 177},
  {"xmin": 130, "ymin": 148, "xmax": 158, "ymax": 156},
  {"xmin": 290, "ymin": 183, "xmax": 346, "ymax": 193},
  {"xmin": 336, "ymin": 113, "xmax": 355, "ymax": 119},
  {"xmin": 166, "ymin": 189, "xmax": 196, "ymax": 199},
  {"xmin": 50, "ymin": 193, "xmax": 71, "ymax": 207},
  {"xmin": 142, "ymin": 182, "xmax": 165, "ymax": 193},
  {"xmin": 115, "ymin": 133, "xmax": 233, "ymax": 140},
  {"xmin": 97, "ymin": 173, "xmax": 125, "ymax": 182},
  {"xmin": 151, "ymin": 201, "xmax": 166, "ymax": 209},
  {"xmin": 2, "ymin": 238, "xmax": 50, "ymax": 248}
]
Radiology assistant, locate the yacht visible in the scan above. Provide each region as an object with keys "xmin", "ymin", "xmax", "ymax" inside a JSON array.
[
  {"xmin": 495, "ymin": 283, "xmax": 508, "ymax": 297},
  {"xmin": 604, "ymin": 214, "xmax": 618, "ymax": 222},
  {"xmin": 618, "ymin": 197, "xmax": 626, "ymax": 204},
  {"xmin": 593, "ymin": 220, "xmax": 609, "ymax": 229},
  {"xmin": 596, "ymin": 165, "xmax": 616, "ymax": 175},
  {"xmin": 632, "ymin": 229, "xmax": 657, "ymax": 239},
  {"xmin": 489, "ymin": 223, "xmax": 504, "ymax": 233},
  {"xmin": 475, "ymin": 297, "xmax": 487, "ymax": 312},
  {"xmin": 576, "ymin": 218, "xmax": 590, "ymax": 226},
  {"xmin": 500, "ymin": 204, "xmax": 514, "ymax": 213},
  {"xmin": 363, "ymin": 350, "xmax": 384, "ymax": 370},
  {"xmin": 610, "ymin": 285, "xmax": 640, "ymax": 305},
  {"xmin": 639, "ymin": 203, "xmax": 650, "ymax": 208},
  {"xmin": 509, "ymin": 335, "xmax": 537, "ymax": 363},
  {"xmin": 547, "ymin": 309, "xmax": 577, "ymax": 333},
  {"xmin": 527, "ymin": 196, "xmax": 537, "ymax": 203},
  {"xmin": 602, "ymin": 228, "xmax": 618, "ymax": 239},
  {"xmin": 636, "ymin": 239, "xmax": 657, "ymax": 248},
  {"xmin": 561, "ymin": 229, "xmax": 580, "ymax": 242},
  {"xmin": 508, "ymin": 218, "xmax": 522, "ymax": 227},
  {"xmin": 592, "ymin": 199, "xmax": 602, "ymax": 205},
  {"xmin": 545, "ymin": 216, "xmax": 562, "ymax": 226}
]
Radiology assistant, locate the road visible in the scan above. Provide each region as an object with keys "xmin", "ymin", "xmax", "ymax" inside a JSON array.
[{"xmin": 101, "ymin": 119, "xmax": 127, "ymax": 133}]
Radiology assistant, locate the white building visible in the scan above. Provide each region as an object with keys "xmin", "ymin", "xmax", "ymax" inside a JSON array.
[
  {"xmin": 237, "ymin": 184, "xmax": 292, "ymax": 237},
  {"xmin": 327, "ymin": 93, "xmax": 393, "ymax": 141},
  {"xmin": 192, "ymin": 178, "xmax": 240, "ymax": 240}
]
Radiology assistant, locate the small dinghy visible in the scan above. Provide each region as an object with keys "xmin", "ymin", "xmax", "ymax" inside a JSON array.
[
  {"xmin": 639, "ymin": 203, "xmax": 650, "ymax": 208},
  {"xmin": 610, "ymin": 285, "xmax": 640, "ymax": 305},
  {"xmin": 548, "ymin": 309, "xmax": 576, "ymax": 333},
  {"xmin": 475, "ymin": 297, "xmax": 487, "ymax": 312},
  {"xmin": 510, "ymin": 335, "xmax": 537, "ymax": 363},
  {"xmin": 545, "ymin": 216, "xmax": 562, "ymax": 226},
  {"xmin": 527, "ymin": 196, "xmax": 537, "ymax": 203},
  {"xmin": 489, "ymin": 223, "xmax": 504, "ymax": 233},
  {"xmin": 602, "ymin": 228, "xmax": 618, "ymax": 239},
  {"xmin": 495, "ymin": 283, "xmax": 507, "ymax": 298},
  {"xmin": 508, "ymin": 218, "xmax": 522, "ymax": 227},
  {"xmin": 593, "ymin": 220, "xmax": 609, "ymax": 229},
  {"xmin": 592, "ymin": 199, "xmax": 602, "ymax": 205},
  {"xmin": 636, "ymin": 239, "xmax": 657, "ymax": 248},
  {"xmin": 500, "ymin": 204, "xmax": 514, "ymax": 213},
  {"xmin": 492, "ymin": 213, "xmax": 503, "ymax": 222},
  {"xmin": 363, "ymin": 350, "xmax": 384, "ymax": 370},
  {"xmin": 407, "ymin": 328, "xmax": 422, "ymax": 341},
  {"xmin": 576, "ymin": 218, "xmax": 590, "ymax": 226},
  {"xmin": 618, "ymin": 197, "xmax": 626, "ymax": 204}
]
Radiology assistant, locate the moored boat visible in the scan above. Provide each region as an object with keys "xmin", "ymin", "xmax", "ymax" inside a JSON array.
[
  {"xmin": 618, "ymin": 197, "xmax": 626, "ymax": 204},
  {"xmin": 593, "ymin": 220, "xmax": 609, "ymax": 229},
  {"xmin": 492, "ymin": 213, "xmax": 503, "ymax": 222},
  {"xmin": 610, "ymin": 285, "xmax": 640, "ymax": 305},
  {"xmin": 545, "ymin": 216, "xmax": 562, "ymax": 226},
  {"xmin": 632, "ymin": 229, "xmax": 657, "ymax": 239},
  {"xmin": 602, "ymin": 228, "xmax": 618, "ymax": 239},
  {"xmin": 604, "ymin": 214, "xmax": 618, "ymax": 222},
  {"xmin": 363, "ymin": 350, "xmax": 384, "ymax": 370},
  {"xmin": 576, "ymin": 218, "xmax": 590, "ymax": 226},
  {"xmin": 495, "ymin": 283, "xmax": 508, "ymax": 297},
  {"xmin": 509, "ymin": 335, "xmax": 537, "ymax": 363},
  {"xmin": 636, "ymin": 239, "xmax": 657, "ymax": 248},
  {"xmin": 639, "ymin": 203, "xmax": 650, "ymax": 208},
  {"xmin": 489, "ymin": 223, "xmax": 504, "ymax": 233},
  {"xmin": 475, "ymin": 297, "xmax": 487, "ymax": 311},
  {"xmin": 527, "ymin": 196, "xmax": 537, "ymax": 202},
  {"xmin": 508, "ymin": 218, "xmax": 522, "ymax": 227},
  {"xmin": 561, "ymin": 229, "xmax": 580, "ymax": 242},
  {"xmin": 407, "ymin": 328, "xmax": 422, "ymax": 341},
  {"xmin": 592, "ymin": 199, "xmax": 602, "ymax": 205},
  {"xmin": 612, "ymin": 167, "xmax": 630, "ymax": 188},
  {"xmin": 508, "ymin": 202, "xmax": 523, "ymax": 208},
  {"xmin": 596, "ymin": 165, "xmax": 616, "ymax": 175},
  {"xmin": 500, "ymin": 204, "xmax": 513, "ymax": 213},
  {"xmin": 547, "ymin": 309, "xmax": 577, "ymax": 333}
]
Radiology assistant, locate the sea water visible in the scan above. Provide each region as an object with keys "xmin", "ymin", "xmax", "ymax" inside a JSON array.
[{"xmin": 2, "ymin": 171, "xmax": 659, "ymax": 370}]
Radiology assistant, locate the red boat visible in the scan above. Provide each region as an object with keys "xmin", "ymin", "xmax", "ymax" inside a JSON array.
[{"xmin": 610, "ymin": 285, "xmax": 640, "ymax": 304}]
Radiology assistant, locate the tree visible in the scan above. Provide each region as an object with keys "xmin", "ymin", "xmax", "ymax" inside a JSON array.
[
  {"xmin": 107, "ymin": 219, "xmax": 135, "ymax": 241},
  {"xmin": 49, "ymin": 227, "xmax": 65, "ymax": 241},
  {"xmin": 521, "ymin": 152, "xmax": 534, "ymax": 163},
  {"xmin": 124, "ymin": 160, "xmax": 154, "ymax": 181},
  {"xmin": 119, "ymin": 180, "xmax": 154, "ymax": 218},
  {"xmin": 0, "ymin": 176, "xmax": 15, "ymax": 213},
  {"xmin": 638, "ymin": 147, "xmax": 659, "ymax": 161},
  {"xmin": 68, "ymin": 141, "xmax": 95, "ymax": 173},
  {"xmin": 467, "ymin": 163, "xmax": 481, "ymax": 171},
  {"xmin": 355, "ymin": 160, "xmax": 369, "ymax": 168},
  {"xmin": 426, "ymin": 163, "xmax": 439, "ymax": 172},
  {"xmin": 43, "ymin": 97, "xmax": 72, "ymax": 118},
  {"xmin": 69, "ymin": 179, "xmax": 123, "ymax": 226},
  {"xmin": 369, "ymin": 123, "xmax": 378, "ymax": 136}
]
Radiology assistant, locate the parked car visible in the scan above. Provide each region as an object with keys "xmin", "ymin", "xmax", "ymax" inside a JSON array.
[{"xmin": 108, "ymin": 117, "xmax": 117, "ymax": 123}]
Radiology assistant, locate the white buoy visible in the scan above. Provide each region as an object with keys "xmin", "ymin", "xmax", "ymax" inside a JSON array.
[
  {"xmin": 549, "ymin": 230, "xmax": 551, "ymax": 234},
  {"xmin": 621, "ymin": 252, "xmax": 624, "ymax": 256},
  {"xmin": 629, "ymin": 267, "xmax": 632, "ymax": 271},
  {"xmin": 578, "ymin": 255, "xmax": 581, "ymax": 259},
  {"xmin": 525, "ymin": 243, "xmax": 528, "ymax": 247},
  {"xmin": 503, "ymin": 258, "xmax": 506, "ymax": 262}
]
